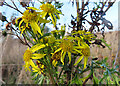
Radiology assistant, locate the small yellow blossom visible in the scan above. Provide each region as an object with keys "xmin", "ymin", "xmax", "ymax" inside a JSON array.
[
  {"xmin": 16, "ymin": 7, "xmax": 50, "ymax": 35},
  {"xmin": 40, "ymin": 3, "xmax": 62, "ymax": 27},
  {"xmin": 32, "ymin": 61, "xmax": 45, "ymax": 77},
  {"xmin": 74, "ymin": 43, "xmax": 90, "ymax": 70},
  {"xmin": 51, "ymin": 52, "xmax": 61, "ymax": 66},
  {"xmin": 53, "ymin": 37, "xmax": 83, "ymax": 65},
  {"xmin": 72, "ymin": 30, "xmax": 95, "ymax": 43},
  {"xmin": 47, "ymin": 36, "xmax": 56, "ymax": 44},
  {"xmin": 23, "ymin": 43, "xmax": 48, "ymax": 71}
]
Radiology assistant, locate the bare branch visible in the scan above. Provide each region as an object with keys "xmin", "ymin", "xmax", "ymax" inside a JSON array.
[
  {"xmin": 10, "ymin": 0, "xmax": 18, "ymax": 9},
  {"xmin": 4, "ymin": 2, "xmax": 23, "ymax": 14}
]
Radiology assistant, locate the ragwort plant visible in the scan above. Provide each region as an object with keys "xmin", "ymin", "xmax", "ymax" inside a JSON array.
[{"xmin": 0, "ymin": 0, "xmax": 119, "ymax": 85}]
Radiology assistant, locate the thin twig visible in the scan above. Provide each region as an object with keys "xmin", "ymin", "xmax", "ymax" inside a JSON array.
[
  {"xmin": 4, "ymin": 2, "xmax": 23, "ymax": 14},
  {"xmin": 10, "ymin": 0, "xmax": 18, "ymax": 9},
  {"xmin": 101, "ymin": 0, "xmax": 108, "ymax": 11}
]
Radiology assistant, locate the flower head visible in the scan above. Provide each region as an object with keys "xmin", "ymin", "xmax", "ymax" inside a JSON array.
[
  {"xmin": 74, "ymin": 43, "xmax": 90, "ymax": 70},
  {"xmin": 32, "ymin": 61, "xmax": 45, "ymax": 77},
  {"xmin": 60, "ymin": 39, "xmax": 73, "ymax": 52},
  {"xmin": 72, "ymin": 30, "xmax": 95, "ymax": 43},
  {"xmin": 23, "ymin": 43, "xmax": 47, "ymax": 71},
  {"xmin": 23, "ymin": 50, "xmax": 32, "ymax": 62},
  {"xmin": 40, "ymin": 3, "xmax": 62, "ymax": 27},
  {"xmin": 22, "ymin": 8, "xmax": 38, "ymax": 23},
  {"xmin": 52, "ymin": 52, "xmax": 61, "ymax": 66},
  {"xmin": 53, "ymin": 37, "xmax": 82, "ymax": 65},
  {"xmin": 16, "ymin": 7, "xmax": 50, "ymax": 35},
  {"xmin": 40, "ymin": 3, "xmax": 55, "ymax": 14}
]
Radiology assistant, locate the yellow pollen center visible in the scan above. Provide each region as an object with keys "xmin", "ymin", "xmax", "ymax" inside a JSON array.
[
  {"xmin": 81, "ymin": 46, "xmax": 90, "ymax": 57},
  {"xmin": 40, "ymin": 3, "xmax": 55, "ymax": 13},
  {"xmin": 22, "ymin": 10, "xmax": 37, "ymax": 23},
  {"xmin": 60, "ymin": 39, "xmax": 73, "ymax": 52},
  {"xmin": 52, "ymin": 52, "xmax": 61, "ymax": 61},
  {"xmin": 23, "ymin": 50, "xmax": 32, "ymax": 62}
]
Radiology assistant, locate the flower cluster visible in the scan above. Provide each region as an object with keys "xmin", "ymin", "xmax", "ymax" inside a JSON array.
[
  {"xmin": 40, "ymin": 3, "xmax": 62, "ymax": 27},
  {"xmin": 16, "ymin": 2, "xmax": 95, "ymax": 84}
]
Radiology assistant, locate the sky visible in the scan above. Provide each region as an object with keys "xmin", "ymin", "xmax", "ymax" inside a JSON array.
[{"xmin": 0, "ymin": 0, "xmax": 119, "ymax": 32}]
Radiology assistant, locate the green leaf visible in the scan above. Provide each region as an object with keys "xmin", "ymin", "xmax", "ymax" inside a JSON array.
[
  {"xmin": 39, "ymin": 32, "xmax": 51, "ymax": 40},
  {"xmin": 38, "ymin": 75, "xmax": 45, "ymax": 84},
  {"xmin": 107, "ymin": 76, "xmax": 114, "ymax": 84},
  {"xmin": 31, "ymin": 72, "xmax": 36, "ymax": 76},
  {"xmin": 103, "ymin": 57, "xmax": 108, "ymax": 63},
  {"xmin": 71, "ymin": 75, "xmax": 83, "ymax": 84},
  {"xmin": 93, "ymin": 73, "xmax": 99, "ymax": 84},
  {"xmin": 101, "ymin": 38, "xmax": 112, "ymax": 50},
  {"xmin": 112, "ymin": 74, "xmax": 120, "ymax": 85}
]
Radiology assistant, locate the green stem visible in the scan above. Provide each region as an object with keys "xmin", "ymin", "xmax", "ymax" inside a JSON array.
[
  {"xmin": 27, "ymin": 29, "xmax": 37, "ymax": 42},
  {"xmin": 58, "ymin": 67, "xmax": 64, "ymax": 79},
  {"xmin": 79, "ymin": 66, "xmax": 101, "ymax": 75},
  {"xmin": 42, "ymin": 23, "xmax": 46, "ymax": 32},
  {"xmin": 46, "ymin": 47, "xmax": 59, "ymax": 85},
  {"xmin": 23, "ymin": 32, "xmax": 34, "ymax": 45}
]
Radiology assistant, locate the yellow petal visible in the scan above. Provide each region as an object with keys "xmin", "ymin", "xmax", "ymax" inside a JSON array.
[
  {"xmin": 33, "ymin": 39, "xmax": 36, "ymax": 42},
  {"xmin": 29, "ymin": 60, "xmax": 36, "ymax": 68},
  {"xmin": 74, "ymin": 49, "xmax": 82, "ymax": 54},
  {"xmin": 30, "ymin": 44, "xmax": 47, "ymax": 52},
  {"xmin": 52, "ymin": 60, "xmax": 58, "ymax": 67},
  {"xmin": 39, "ymin": 17, "xmax": 50, "ymax": 23},
  {"xmin": 68, "ymin": 52, "xmax": 71, "ymax": 64},
  {"xmin": 30, "ymin": 21, "xmax": 43, "ymax": 36},
  {"xmin": 61, "ymin": 51, "xmax": 66, "ymax": 65},
  {"xmin": 55, "ymin": 13, "xmax": 60, "ymax": 19},
  {"xmin": 41, "ymin": 12, "xmax": 47, "ymax": 18},
  {"xmin": 49, "ymin": 13, "xmax": 55, "ymax": 27},
  {"xmin": 26, "ymin": 23, "xmax": 29, "ymax": 28},
  {"xmin": 74, "ymin": 55, "xmax": 84, "ymax": 66},
  {"xmin": 55, "ymin": 9, "xmax": 62, "ymax": 14},
  {"xmin": 27, "ymin": 7, "xmax": 39, "ymax": 10},
  {"xmin": 21, "ymin": 27, "xmax": 26, "ymax": 35},
  {"xmin": 83, "ymin": 56, "xmax": 88, "ymax": 70},
  {"xmin": 60, "ymin": 50, "xmax": 63, "ymax": 64},
  {"xmin": 53, "ymin": 48, "xmax": 62, "ymax": 54},
  {"xmin": 31, "ymin": 54, "xmax": 46, "ymax": 59},
  {"xmin": 19, "ymin": 19, "xmax": 24, "ymax": 29},
  {"xmin": 23, "ymin": 62, "xmax": 31, "ymax": 72},
  {"xmin": 15, "ymin": 17, "xmax": 21, "ymax": 24},
  {"xmin": 52, "ymin": 14, "xmax": 56, "ymax": 25}
]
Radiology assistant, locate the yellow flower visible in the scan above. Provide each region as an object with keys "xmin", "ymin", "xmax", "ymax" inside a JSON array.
[
  {"xmin": 53, "ymin": 37, "xmax": 82, "ymax": 65},
  {"xmin": 46, "ymin": 36, "xmax": 56, "ymax": 44},
  {"xmin": 72, "ymin": 30, "xmax": 95, "ymax": 43},
  {"xmin": 74, "ymin": 43, "xmax": 90, "ymax": 70},
  {"xmin": 72, "ymin": 30, "xmax": 85, "ymax": 35},
  {"xmin": 16, "ymin": 7, "xmax": 50, "ymax": 35},
  {"xmin": 40, "ymin": 3, "xmax": 62, "ymax": 27},
  {"xmin": 32, "ymin": 61, "xmax": 45, "ymax": 77},
  {"xmin": 23, "ymin": 43, "xmax": 48, "ymax": 71},
  {"xmin": 83, "ymin": 32, "xmax": 95, "ymax": 42},
  {"xmin": 51, "ymin": 52, "xmax": 61, "ymax": 66}
]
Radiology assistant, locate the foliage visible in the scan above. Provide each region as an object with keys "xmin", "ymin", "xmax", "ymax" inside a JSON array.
[{"xmin": 0, "ymin": 0, "xmax": 119, "ymax": 85}]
